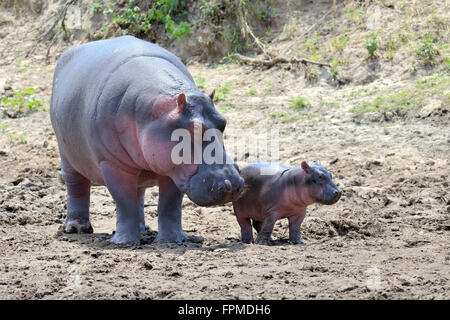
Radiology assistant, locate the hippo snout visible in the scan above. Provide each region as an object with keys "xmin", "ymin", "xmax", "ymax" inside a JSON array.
[
  {"xmin": 222, "ymin": 177, "xmax": 244, "ymax": 194},
  {"xmin": 322, "ymin": 188, "xmax": 342, "ymax": 205},
  {"xmin": 185, "ymin": 163, "xmax": 244, "ymax": 206},
  {"xmin": 224, "ymin": 179, "xmax": 232, "ymax": 192}
]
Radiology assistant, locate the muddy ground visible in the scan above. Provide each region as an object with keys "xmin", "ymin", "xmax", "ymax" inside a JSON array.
[{"xmin": 0, "ymin": 5, "xmax": 449, "ymax": 299}]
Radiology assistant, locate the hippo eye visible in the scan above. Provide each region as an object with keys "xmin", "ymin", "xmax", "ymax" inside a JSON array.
[{"xmin": 319, "ymin": 174, "xmax": 325, "ymax": 180}]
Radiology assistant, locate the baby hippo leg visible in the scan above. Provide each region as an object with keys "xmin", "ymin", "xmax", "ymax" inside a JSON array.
[
  {"xmin": 237, "ymin": 217, "xmax": 254, "ymax": 244},
  {"xmin": 253, "ymin": 221, "xmax": 276, "ymax": 241},
  {"xmin": 288, "ymin": 211, "xmax": 306, "ymax": 245},
  {"xmin": 255, "ymin": 212, "xmax": 277, "ymax": 245}
]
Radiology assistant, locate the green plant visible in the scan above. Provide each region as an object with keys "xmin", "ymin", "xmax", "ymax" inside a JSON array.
[
  {"xmin": 300, "ymin": 34, "xmax": 321, "ymax": 55},
  {"xmin": 91, "ymin": 2, "xmax": 103, "ymax": 14},
  {"xmin": 351, "ymin": 89, "xmax": 425, "ymax": 113},
  {"xmin": 269, "ymin": 110, "xmax": 297, "ymax": 123},
  {"xmin": 112, "ymin": 0, "xmax": 190, "ymax": 40},
  {"xmin": 213, "ymin": 86, "xmax": 231, "ymax": 103},
  {"xmin": 331, "ymin": 35, "xmax": 348, "ymax": 51},
  {"xmin": 217, "ymin": 86, "xmax": 231, "ymax": 94},
  {"xmin": 245, "ymin": 88, "xmax": 256, "ymax": 96},
  {"xmin": 385, "ymin": 36, "xmax": 397, "ymax": 60},
  {"xmin": 1, "ymin": 88, "xmax": 43, "ymax": 114},
  {"xmin": 416, "ymin": 37, "xmax": 440, "ymax": 66},
  {"xmin": 194, "ymin": 76, "xmax": 206, "ymax": 88},
  {"xmin": 330, "ymin": 58, "xmax": 340, "ymax": 77},
  {"xmin": 18, "ymin": 134, "xmax": 27, "ymax": 144},
  {"xmin": 7, "ymin": 133, "xmax": 13, "ymax": 143},
  {"xmin": 0, "ymin": 124, "xmax": 6, "ymax": 132},
  {"xmin": 289, "ymin": 96, "xmax": 311, "ymax": 110},
  {"xmin": 282, "ymin": 19, "xmax": 298, "ymax": 38},
  {"xmin": 255, "ymin": 4, "xmax": 275, "ymax": 27},
  {"xmin": 306, "ymin": 69, "xmax": 319, "ymax": 81},
  {"xmin": 345, "ymin": 7, "xmax": 364, "ymax": 22},
  {"xmin": 164, "ymin": 15, "xmax": 190, "ymax": 40},
  {"xmin": 366, "ymin": 33, "xmax": 379, "ymax": 58}
]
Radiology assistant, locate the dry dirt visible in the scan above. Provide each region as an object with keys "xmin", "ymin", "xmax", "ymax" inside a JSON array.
[{"xmin": 0, "ymin": 3, "xmax": 449, "ymax": 300}]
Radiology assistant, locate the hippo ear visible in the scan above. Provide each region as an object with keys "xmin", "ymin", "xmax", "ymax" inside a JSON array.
[
  {"xmin": 177, "ymin": 93, "xmax": 186, "ymax": 111},
  {"xmin": 301, "ymin": 161, "xmax": 311, "ymax": 174},
  {"xmin": 317, "ymin": 160, "xmax": 321, "ymax": 165},
  {"xmin": 209, "ymin": 89, "xmax": 215, "ymax": 101}
]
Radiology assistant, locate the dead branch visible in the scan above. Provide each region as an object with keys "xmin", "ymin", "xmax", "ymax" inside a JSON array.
[
  {"xmin": 231, "ymin": 53, "xmax": 331, "ymax": 68},
  {"xmin": 236, "ymin": 0, "xmax": 274, "ymax": 57},
  {"xmin": 26, "ymin": 0, "xmax": 78, "ymax": 57},
  {"xmin": 36, "ymin": 0, "xmax": 77, "ymax": 42}
]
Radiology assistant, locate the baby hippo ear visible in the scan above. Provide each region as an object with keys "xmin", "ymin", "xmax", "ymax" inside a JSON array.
[
  {"xmin": 177, "ymin": 93, "xmax": 186, "ymax": 111},
  {"xmin": 301, "ymin": 161, "xmax": 311, "ymax": 174},
  {"xmin": 209, "ymin": 89, "xmax": 215, "ymax": 101}
]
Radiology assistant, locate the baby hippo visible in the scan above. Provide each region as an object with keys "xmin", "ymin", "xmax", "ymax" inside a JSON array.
[{"xmin": 232, "ymin": 161, "xmax": 341, "ymax": 245}]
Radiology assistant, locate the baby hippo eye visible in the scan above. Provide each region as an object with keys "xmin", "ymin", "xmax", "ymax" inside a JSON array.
[{"xmin": 319, "ymin": 174, "xmax": 325, "ymax": 180}]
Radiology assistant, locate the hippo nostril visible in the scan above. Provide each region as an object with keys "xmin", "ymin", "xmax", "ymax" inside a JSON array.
[{"xmin": 224, "ymin": 179, "xmax": 232, "ymax": 192}]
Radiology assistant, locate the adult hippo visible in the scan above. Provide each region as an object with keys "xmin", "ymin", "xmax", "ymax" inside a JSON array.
[{"xmin": 50, "ymin": 36, "xmax": 244, "ymax": 244}]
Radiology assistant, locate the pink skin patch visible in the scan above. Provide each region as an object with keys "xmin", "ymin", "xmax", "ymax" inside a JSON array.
[
  {"xmin": 272, "ymin": 168, "xmax": 321, "ymax": 220},
  {"xmin": 138, "ymin": 99, "xmax": 200, "ymax": 191}
]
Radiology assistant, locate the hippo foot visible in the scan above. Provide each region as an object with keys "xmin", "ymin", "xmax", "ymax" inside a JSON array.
[
  {"xmin": 241, "ymin": 230, "xmax": 254, "ymax": 244},
  {"xmin": 290, "ymin": 238, "xmax": 304, "ymax": 245},
  {"xmin": 255, "ymin": 237, "xmax": 273, "ymax": 246},
  {"xmin": 154, "ymin": 231, "xmax": 189, "ymax": 244},
  {"xmin": 139, "ymin": 223, "xmax": 151, "ymax": 233},
  {"xmin": 108, "ymin": 232, "xmax": 140, "ymax": 245},
  {"xmin": 64, "ymin": 219, "xmax": 93, "ymax": 234}
]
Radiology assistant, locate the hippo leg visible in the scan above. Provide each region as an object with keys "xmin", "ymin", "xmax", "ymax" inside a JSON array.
[
  {"xmin": 255, "ymin": 213, "xmax": 277, "ymax": 245},
  {"xmin": 252, "ymin": 221, "xmax": 276, "ymax": 241},
  {"xmin": 61, "ymin": 159, "xmax": 93, "ymax": 234},
  {"xmin": 154, "ymin": 176, "xmax": 188, "ymax": 244},
  {"xmin": 101, "ymin": 162, "xmax": 141, "ymax": 244},
  {"xmin": 288, "ymin": 212, "xmax": 306, "ymax": 245},
  {"xmin": 237, "ymin": 217, "xmax": 253, "ymax": 244},
  {"xmin": 138, "ymin": 187, "xmax": 150, "ymax": 232}
]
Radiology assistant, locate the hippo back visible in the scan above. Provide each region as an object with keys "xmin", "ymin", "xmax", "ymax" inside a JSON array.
[{"xmin": 49, "ymin": 36, "xmax": 196, "ymax": 181}]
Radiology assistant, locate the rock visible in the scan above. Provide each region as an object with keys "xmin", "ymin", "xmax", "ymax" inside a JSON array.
[
  {"xmin": 419, "ymin": 100, "xmax": 442, "ymax": 118},
  {"xmin": 143, "ymin": 261, "xmax": 153, "ymax": 270}
]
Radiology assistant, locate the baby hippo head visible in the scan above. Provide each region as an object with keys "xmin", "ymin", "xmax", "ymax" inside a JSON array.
[{"xmin": 300, "ymin": 161, "xmax": 341, "ymax": 205}]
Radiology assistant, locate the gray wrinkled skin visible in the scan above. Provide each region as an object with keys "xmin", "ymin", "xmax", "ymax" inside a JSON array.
[
  {"xmin": 233, "ymin": 162, "xmax": 341, "ymax": 245},
  {"xmin": 50, "ymin": 36, "xmax": 244, "ymax": 244}
]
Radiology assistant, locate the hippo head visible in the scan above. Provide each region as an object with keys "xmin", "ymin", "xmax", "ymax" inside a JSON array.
[
  {"xmin": 299, "ymin": 161, "xmax": 341, "ymax": 205},
  {"xmin": 136, "ymin": 90, "xmax": 244, "ymax": 206}
]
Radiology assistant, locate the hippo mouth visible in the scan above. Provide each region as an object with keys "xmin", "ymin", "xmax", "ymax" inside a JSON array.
[
  {"xmin": 317, "ymin": 190, "xmax": 342, "ymax": 205},
  {"xmin": 182, "ymin": 171, "xmax": 245, "ymax": 207},
  {"xmin": 184, "ymin": 181, "xmax": 245, "ymax": 207}
]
